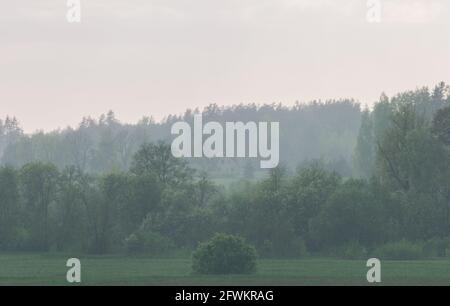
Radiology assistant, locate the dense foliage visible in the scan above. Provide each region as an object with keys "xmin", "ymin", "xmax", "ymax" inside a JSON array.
[
  {"xmin": 192, "ymin": 234, "xmax": 257, "ymax": 274},
  {"xmin": 1, "ymin": 83, "xmax": 450, "ymax": 260}
]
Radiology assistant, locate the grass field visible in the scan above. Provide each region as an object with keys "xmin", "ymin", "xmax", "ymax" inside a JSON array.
[{"xmin": 1, "ymin": 254, "xmax": 450, "ymax": 285}]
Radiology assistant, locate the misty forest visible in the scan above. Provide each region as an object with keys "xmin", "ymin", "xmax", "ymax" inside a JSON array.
[{"xmin": 2, "ymin": 82, "xmax": 450, "ymax": 260}]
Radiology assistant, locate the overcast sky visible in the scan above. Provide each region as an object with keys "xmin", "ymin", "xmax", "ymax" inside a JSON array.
[{"xmin": 1, "ymin": 0, "xmax": 450, "ymax": 132}]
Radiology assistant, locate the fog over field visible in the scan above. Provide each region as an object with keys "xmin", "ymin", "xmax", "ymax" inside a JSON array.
[
  {"xmin": 2, "ymin": 0, "xmax": 450, "ymax": 132},
  {"xmin": 2, "ymin": 1, "xmax": 450, "ymax": 288}
]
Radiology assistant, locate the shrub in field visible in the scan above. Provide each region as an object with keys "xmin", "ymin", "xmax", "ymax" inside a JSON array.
[
  {"xmin": 192, "ymin": 234, "xmax": 257, "ymax": 274},
  {"xmin": 374, "ymin": 240, "xmax": 423, "ymax": 260}
]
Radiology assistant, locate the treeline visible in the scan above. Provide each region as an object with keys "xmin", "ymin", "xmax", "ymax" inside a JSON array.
[
  {"xmin": 0, "ymin": 147, "xmax": 449, "ymax": 257},
  {"xmin": 1, "ymin": 83, "xmax": 450, "ymax": 259},
  {"xmin": 0, "ymin": 99, "xmax": 361, "ymax": 178},
  {"xmin": 0, "ymin": 143, "xmax": 204, "ymax": 253}
]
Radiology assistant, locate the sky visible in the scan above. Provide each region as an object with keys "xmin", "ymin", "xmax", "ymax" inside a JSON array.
[{"xmin": 1, "ymin": 0, "xmax": 450, "ymax": 133}]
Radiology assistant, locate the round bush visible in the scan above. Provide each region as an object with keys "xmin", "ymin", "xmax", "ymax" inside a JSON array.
[{"xmin": 192, "ymin": 234, "xmax": 257, "ymax": 274}]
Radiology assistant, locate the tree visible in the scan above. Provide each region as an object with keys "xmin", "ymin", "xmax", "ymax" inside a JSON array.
[
  {"xmin": 432, "ymin": 106, "xmax": 450, "ymax": 146},
  {"xmin": 195, "ymin": 172, "xmax": 217, "ymax": 208},
  {"xmin": 0, "ymin": 167, "xmax": 19, "ymax": 250},
  {"xmin": 19, "ymin": 162, "xmax": 59, "ymax": 251},
  {"xmin": 375, "ymin": 101, "xmax": 450, "ymax": 239},
  {"xmin": 123, "ymin": 173, "xmax": 161, "ymax": 234},
  {"xmin": 286, "ymin": 164, "xmax": 341, "ymax": 249},
  {"xmin": 376, "ymin": 102, "xmax": 449, "ymax": 193},
  {"xmin": 235, "ymin": 166, "xmax": 299, "ymax": 257},
  {"xmin": 353, "ymin": 109, "xmax": 375, "ymax": 178},
  {"xmin": 131, "ymin": 142, "xmax": 193, "ymax": 187},
  {"xmin": 4, "ymin": 116, "xmax": 23, "ymax": 139},
  {"xmin": 64, "ymin": 127, "xmax": 93, "ymax": 171},
  {"xmin": 430, "ymin": 82, "xmax": 450, "ymax": 113},
  {"xmin": 371, "ymin": 93, "xmax": 393, "ymax": 140},
  {"xmin": 309, "ymin": 179, "xmax": 386, "ymax": 249},
  {"xmin": 376, "ymin": 102, "xmax": 420, "ymax": 192},
  {"xmin": 55, "ymin": 166, "xmax": 89, "ymax": 251},
  {"xmin": 94, "ymin": 172, "xmax": 130, "ymax": 253}
]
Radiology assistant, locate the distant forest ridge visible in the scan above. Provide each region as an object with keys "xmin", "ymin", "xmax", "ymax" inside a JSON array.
[{"xmin": 1, "ymin": 82, "xmax": 449, "ymax": 179}]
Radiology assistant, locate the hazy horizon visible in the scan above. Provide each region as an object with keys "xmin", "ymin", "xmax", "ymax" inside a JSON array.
[{"xmin": 2, "ymin": 0, "xmax": 450, "ymax": 133}]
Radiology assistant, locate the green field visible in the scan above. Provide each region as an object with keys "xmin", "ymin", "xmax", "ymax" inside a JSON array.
[{"xmin": 0, "ymin": 254, "xmax": 449, "ymax": 286}]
